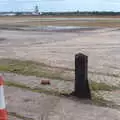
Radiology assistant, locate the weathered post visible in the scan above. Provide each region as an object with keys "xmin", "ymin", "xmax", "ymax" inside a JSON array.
[{"xmin": 74, "ymin": 53, "xmax": 91, "ymax": 99}]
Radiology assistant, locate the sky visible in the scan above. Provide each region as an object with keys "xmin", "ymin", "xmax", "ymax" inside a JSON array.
[{"xmin": 0, "ymin": 0, "xmax": 120, "ymax": 12}]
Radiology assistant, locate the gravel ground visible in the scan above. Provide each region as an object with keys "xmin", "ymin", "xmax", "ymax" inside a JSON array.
[
  {"xmin": 3, "ymin": 72, "xmax": 74, "ymax": 94},
  {"xmin": 2, "ymin": 72, "xmax": 120, "ymax": 110},
  {"xmin": 0, "ymin": 28, "xmax": 120, "ymax": 86}
]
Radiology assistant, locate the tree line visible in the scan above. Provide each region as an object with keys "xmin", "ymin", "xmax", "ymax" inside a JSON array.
[{"xmin": 41, "ymin": 11, "xmax": 120, "ymax": 16}]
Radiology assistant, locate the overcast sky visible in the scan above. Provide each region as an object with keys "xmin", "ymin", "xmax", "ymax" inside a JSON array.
[{"xmin": 0, "ymin": 0, "xmax": 120, "ymax": 12}]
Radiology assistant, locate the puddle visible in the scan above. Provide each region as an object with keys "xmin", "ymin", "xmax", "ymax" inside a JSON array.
[
  {"xmin": 27, "ymin": 26, "xmax": 98, "ymax": 32},
  {"xmin": 0, "ymin": 25, "xmax": 99, "ymax": 32}
]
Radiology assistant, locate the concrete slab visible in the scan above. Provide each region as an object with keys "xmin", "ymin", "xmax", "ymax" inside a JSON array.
[
  {"xmin": 4, "ymin": 86, "xmax": 120, "ymax": 120},
  {"xmin": 48, "ymin": 98, "xmax": 120, "ymax": 120},
  {"xmin": 5, "ymin": 86, "xmax": 59, "ymax": 120}
]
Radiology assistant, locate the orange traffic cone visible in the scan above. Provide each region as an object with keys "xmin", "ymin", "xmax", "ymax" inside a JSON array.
[{"xmin": 0, "ymin": 75, "xmax": 8, "ymax": 120}]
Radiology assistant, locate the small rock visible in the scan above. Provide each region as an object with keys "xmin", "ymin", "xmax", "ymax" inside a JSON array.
[{"xmin": 41, "ymin": 80, "xmax": 51, "ymax": 85}]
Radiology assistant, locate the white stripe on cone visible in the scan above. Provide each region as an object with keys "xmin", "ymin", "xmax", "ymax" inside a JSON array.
[{"xmin": 0, "ymin": 85, "xmax": 6, "ymax": 109}]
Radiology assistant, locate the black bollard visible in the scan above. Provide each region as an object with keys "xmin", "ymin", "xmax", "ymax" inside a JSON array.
[{"xmin": 74, "ymin": 53, "xmax": 91, "ymax": 99}]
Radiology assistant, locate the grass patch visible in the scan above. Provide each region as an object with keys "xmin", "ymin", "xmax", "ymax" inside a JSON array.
[
  {"xmin": 5, "ymin": 81, "xmax": 61, "ymax": 96},
  {"xmin": 1, "ymin": 58, "xmax": 119, "ymax": 93},
  {"xmin": 0, "ymin": 58, "xmax": 72, "ymax": 81},
  {"xmin": 92, "ymin": 92, "xmax": 120, "ymax": 110},
  {"xmin": 0, "ymin": 58, "xmax": 120, "ymax": 81},
  {"xmin": 89, "ymin": 71, "xmax": 120, "ymax": 78},
  {"xmin": 20, "ymin": 19, "xmax": 120, "ymax": 27},
  {"xmin": 9, "ymin": 112, "xmax": 34, "ymax": 120},
  {"xmin": 5, "ymin": 80, "xmax": 118, "ymax": 97},
  {"xmin": 92, "ymin": 92, "xmax": 114, "ymax": 107},
  {"xmin": 6, "ymin": 81, "xmax": 30, "ymax": 90},
  {"xmin": 90, "ymin": 81, "xmax": 118, "ymax": 91}
]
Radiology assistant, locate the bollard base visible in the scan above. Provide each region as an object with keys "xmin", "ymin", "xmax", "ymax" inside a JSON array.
[{"xmin": 71, "ymin": 91, "xmax": 91, "ymax": 99}]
